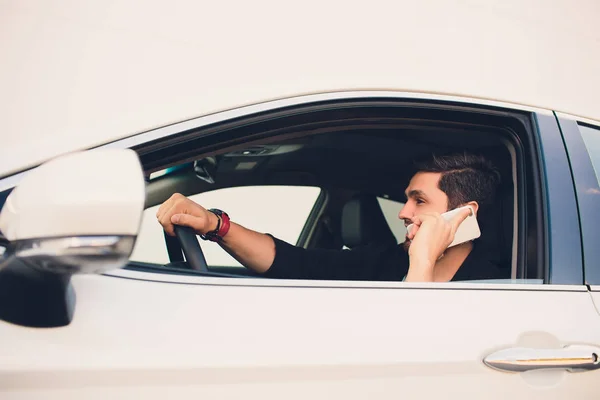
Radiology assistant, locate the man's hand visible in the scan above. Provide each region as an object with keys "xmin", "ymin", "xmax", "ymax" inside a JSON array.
[
  {"xmin": 156, "ymin": 193, "xmax": 219, "ymax": 236},
  {"xmin": 405, "ymin": 208, "xmax": 471, "ymax": 281}
]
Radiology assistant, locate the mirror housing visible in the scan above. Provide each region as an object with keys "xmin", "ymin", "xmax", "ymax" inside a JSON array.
[
  {"xmin": 0, "ymin": 149, "xmax": 145, "ymax": 327},
  {"xmin": 0, "ymin": 149, "xmax": 145, "ymax": 274}
]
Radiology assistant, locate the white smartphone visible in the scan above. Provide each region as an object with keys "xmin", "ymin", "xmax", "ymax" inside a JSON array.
[{"xmin": 406, "ymin": 205, "xmax": 481, "ymax": 248}]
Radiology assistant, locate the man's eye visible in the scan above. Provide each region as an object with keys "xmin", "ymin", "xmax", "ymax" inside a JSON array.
[{"xmin": 416, "ymin": 198, "xmax": 425, "ymax": 204}]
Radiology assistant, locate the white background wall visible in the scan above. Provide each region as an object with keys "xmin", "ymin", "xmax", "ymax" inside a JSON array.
[{"xmin": 2, "ymin": 0, "xmax": 599, "ymax": 176}]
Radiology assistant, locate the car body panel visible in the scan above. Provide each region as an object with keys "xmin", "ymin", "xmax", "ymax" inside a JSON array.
[
  {"xmin": 1, "ymin": 271, "xmax": 599, "ymax": 399},
  {"xmin": 0, "ymin": 91, "xmax": 597, "ymax": 398},
  {"xmin": 1, "ymin": 0, "xmax": 599, "ymax": 176},
  {"xmin": 591, "ymin": 288, "xmax": 600, "ymax": 317}
]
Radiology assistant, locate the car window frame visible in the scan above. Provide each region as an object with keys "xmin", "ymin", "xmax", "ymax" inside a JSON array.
[
  {"xmin": 129, "ymin": 99, "xmax": 569, "ymax": 285},
  {"xmin": 0, "ymin": 91, "xmax": 584, "ymax": 287},
  {"xmin": 556, "ymin": 114, "xmax": 600, "ymax": 285}
]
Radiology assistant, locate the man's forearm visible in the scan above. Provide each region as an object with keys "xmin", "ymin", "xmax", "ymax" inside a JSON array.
[{"xmin": 218, "ymin": 222, "xmax": 276, "ymax": 273}]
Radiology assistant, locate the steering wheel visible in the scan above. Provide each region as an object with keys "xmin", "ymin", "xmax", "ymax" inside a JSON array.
[{"xmin": 174, "ymin": 226, "xmax": 209, "ymax": 273}]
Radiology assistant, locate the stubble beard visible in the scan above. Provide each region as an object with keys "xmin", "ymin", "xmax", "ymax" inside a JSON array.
[{"xmin": 402, "ymin": 239, "xmax": 411, "ymax": 252}]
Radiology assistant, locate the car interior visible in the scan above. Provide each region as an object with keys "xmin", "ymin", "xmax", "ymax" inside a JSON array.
[{"xmin": 126, "ymin": 100, "xmax": 544, "ymax": 282}]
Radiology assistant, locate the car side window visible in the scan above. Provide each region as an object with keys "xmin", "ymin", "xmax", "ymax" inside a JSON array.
[
  {"xmin": 130, "ymin": 186, "xmax": 321, "ymax": 267},
  {"xmin": 579, "ymin": 124, "xmax": 600, "ymax": 185}
]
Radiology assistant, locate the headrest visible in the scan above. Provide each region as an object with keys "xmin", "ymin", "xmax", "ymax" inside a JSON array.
[{"xmin": 341, "ymin": 195, "xmax": 396, "ymax": 248}]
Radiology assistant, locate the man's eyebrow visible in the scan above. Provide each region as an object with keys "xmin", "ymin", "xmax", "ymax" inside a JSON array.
[{"xmin": 404, "ymin": 189, "xmax": 426, "ymax": 199}]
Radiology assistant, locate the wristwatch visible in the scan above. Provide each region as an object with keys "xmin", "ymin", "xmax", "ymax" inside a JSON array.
[{"xmin": 200, "ymin": 209, "xmax": 231, "ymax": 242}]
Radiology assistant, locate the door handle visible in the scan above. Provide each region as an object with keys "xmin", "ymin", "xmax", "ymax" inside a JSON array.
[{"xmin": 484, "ymin": 345, "xmax": 600, "ymax": 373}]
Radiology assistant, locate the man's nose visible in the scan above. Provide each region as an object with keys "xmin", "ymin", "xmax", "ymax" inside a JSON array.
[{"xmin": 398, "ymin": 203, "xmax": 413, "ymax": 221}]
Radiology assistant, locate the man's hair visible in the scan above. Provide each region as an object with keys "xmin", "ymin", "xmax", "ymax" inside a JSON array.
[{"xmin": 414, "ymin": 152, "xmax": 502, "ymax": 211}]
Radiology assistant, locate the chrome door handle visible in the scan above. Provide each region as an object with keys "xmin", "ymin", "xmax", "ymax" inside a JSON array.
[{"xmin": 484, "ymin": 345, "xmax": 600, "ymax": 372}]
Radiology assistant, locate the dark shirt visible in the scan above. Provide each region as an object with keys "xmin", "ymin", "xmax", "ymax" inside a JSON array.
[{"xmin": 264, "ymin": 237, "xmax": 506, "ymax": 281}]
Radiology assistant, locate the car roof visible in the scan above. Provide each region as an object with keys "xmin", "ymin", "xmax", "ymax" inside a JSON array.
[{"xmin": 1, "ymin": 1, "xmax": 599, "ymax": 177}]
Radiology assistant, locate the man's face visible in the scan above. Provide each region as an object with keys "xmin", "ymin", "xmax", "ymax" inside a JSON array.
[{"xmin": 398, "ymin": 172, "xmax": 449, "ymax": 250}]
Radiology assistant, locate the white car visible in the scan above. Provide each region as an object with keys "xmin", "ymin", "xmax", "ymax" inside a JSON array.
[{"xmin": 1, "ymin": 2, "xmax": 599, "ymax": 399}]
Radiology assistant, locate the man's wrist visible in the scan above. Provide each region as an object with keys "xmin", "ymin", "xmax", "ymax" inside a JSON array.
[
  {"xmin": 200, "ymin": 209, "xmax": 231, "ymax": 242},
  {"xmin": 204, "ymin": 212, "xmax": 220, "ymax": 235}
]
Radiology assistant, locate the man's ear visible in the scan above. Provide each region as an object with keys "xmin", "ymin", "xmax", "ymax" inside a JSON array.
[{"xmin": 465, "ymin": 201, "xmax": 479, "ymax": 216}]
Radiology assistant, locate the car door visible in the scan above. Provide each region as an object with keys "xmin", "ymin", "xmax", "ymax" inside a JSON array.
[{"xmin": 1, "ymin": 93, "xmax": 599, "ymax": 400}]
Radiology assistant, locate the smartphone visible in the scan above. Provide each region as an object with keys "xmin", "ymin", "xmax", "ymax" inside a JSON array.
[{"xmin": 406, "ymin": 205, "xmax": 481, "ymax": 248}]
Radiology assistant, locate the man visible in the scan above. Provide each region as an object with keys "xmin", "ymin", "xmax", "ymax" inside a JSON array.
[{"xmin": 156, "ymin": 153, "xmax": 504, "ymax": 282}]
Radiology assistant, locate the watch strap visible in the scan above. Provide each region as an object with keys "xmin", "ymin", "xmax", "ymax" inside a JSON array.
[{"xmin": 200, "ymin": 209, "xmax": 230, "ymax": 242}]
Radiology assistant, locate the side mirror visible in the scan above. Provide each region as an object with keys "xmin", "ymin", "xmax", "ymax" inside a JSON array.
[{"xmin": 0, "ymin": 149, "xmax": 145, "ymax": 327}]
